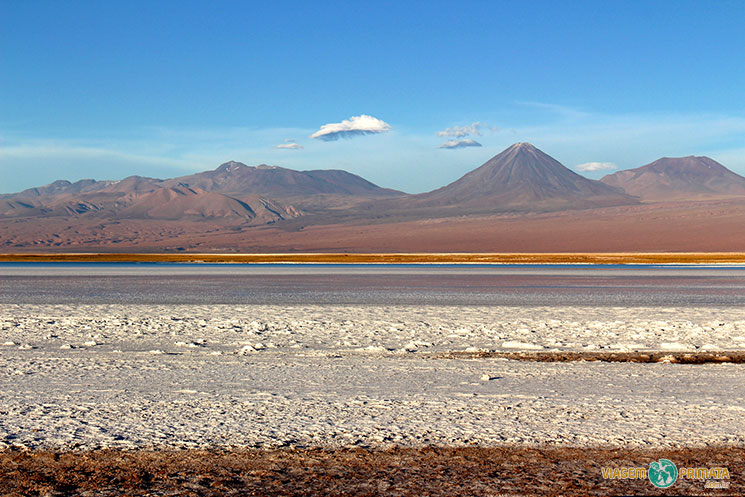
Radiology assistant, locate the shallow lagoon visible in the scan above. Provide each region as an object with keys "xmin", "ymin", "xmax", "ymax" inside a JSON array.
[{"xmin": 2, "ymin": 262, "xmax": 745, "ymax": 306}]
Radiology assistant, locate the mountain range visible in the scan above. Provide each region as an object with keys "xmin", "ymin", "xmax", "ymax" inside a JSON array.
[
  {"xmin": 2, "ymin": 143, "xmax": 745, "ymax": 252},
  {"xmin": 0, "ymin": 163, "xmax": 399, "ymax": 222}
]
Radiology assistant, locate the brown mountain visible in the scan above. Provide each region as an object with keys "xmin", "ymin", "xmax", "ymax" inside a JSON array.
[
  {"xmin": 3, "ymin": 163, "xmax": 401, "ymax": 204},
  {"xmin": 9, "ymin": 178, "xmax": 108, "ymax": 197},
  {"xmin": 0, "ymin": 198, "xmax": 49, "ymax": 218},
  {"xmin": 0, "ymin": 184, "xmax": 298, "ymax": 225},
  {"xmin": 116, "ymin": 186, "xmax": 299, "ymax": 223},
  {"xmin": 0, "ymin": 160, "xmax": 402, "ymax": 222},
  {"xmin": 165, "ymin": 161, "xmax": 403, "ymax": 199},
  {"xmin": 98, "ymin": 175, "xmax": 164, "ymax": 194},
  {"xmin": 1, "ymin": 175, "xmax": 163, "ymax": 199},
  {"xmin": 389, "ymin": 143, "xmax": 636, "ymax": 213},
  {"xmin": 600, "ymin": 156, "xmax": 745, "ymax": 201},
  {"xmin": 0, "ymin": 195, "xmax": 106, "ymax": 218}
]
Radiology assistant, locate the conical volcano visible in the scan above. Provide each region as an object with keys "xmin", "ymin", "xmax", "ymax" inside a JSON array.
[{"xmin": 402, "ymin": 143, "xmax": 637, "ymax": 211}]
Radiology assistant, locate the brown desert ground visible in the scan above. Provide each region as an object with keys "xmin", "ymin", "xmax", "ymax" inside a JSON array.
[
  {"xmin": 1, "ymin": 446, "xmax": 741, "ymax": 496},
  {"xmin": 3, "ymin": 198, "xmax": 745, "ymax": 253}
]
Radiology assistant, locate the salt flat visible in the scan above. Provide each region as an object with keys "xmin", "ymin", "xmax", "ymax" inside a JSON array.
[
  {"xmin": 3, "ymin": 304, "xmax": 745, "ymax": 354},
  {"xmin": 2, "ymin": 304, "xmax": 744, "ymax": 450}
]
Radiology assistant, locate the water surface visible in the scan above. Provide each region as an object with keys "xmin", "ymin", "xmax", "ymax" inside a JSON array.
[{"xmin": 3, "ymin": 262, "xmax": 745, "ymax": 306}]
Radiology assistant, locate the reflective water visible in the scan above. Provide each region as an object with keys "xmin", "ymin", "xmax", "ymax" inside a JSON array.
[{"xmin": 2, "ymin": 263, "xmax": 745, "ymax": 306}]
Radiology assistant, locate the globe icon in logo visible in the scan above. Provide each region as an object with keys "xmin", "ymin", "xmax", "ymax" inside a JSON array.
[{"xmin": 648, "ymin": 459, "xmax": 678, "ymax": 488}]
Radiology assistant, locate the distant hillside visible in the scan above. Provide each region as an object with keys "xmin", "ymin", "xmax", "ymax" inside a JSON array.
[
  {"xmin": 4, "ymin": 176, "xmax": 164, "ymax": 198},
  {"xmin": 601, "ymin": 156, "xmax": 745, "ymax": 201},
  {"xmin": 0, "ymin": 160, "xmax": 404, "ymax": 223},
  {"xmin": 1, "ymin": 181, "xmax": 298, "ymax": 225},
  {"xmin": 165, "ymin": 161, "xmax": 403, "ymax": 199},
  {"xmin": 116, "ymin": 186, "xmax": 299, "ymax": 223}
]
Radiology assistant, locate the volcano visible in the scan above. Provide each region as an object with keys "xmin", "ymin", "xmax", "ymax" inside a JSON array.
[
  {"xmin": 397, "ymin": 142, "xmax": 636, "ymax": 212},
  {"xmin": 601, "ymin": 156, "xmax": 745, "ymax": 201}
]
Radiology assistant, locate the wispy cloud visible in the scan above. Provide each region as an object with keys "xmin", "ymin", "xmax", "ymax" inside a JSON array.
[
  {"xmin": 310, "ymin": 115, "xmax": 391, "ymax": 141},
  {"xmin": 503, "ymin": 107, "xmax": 745, "ymax": 174},
  {"xmin": 0, "ymin": 140, "xmax": 197, "ymax": 193},
  {"xmin": 275, "ymin": 139, "xmax": 303, "ymax": 150},
  {"xmin": 436, "ymin": 123, "xmax": 479, "ymax": 138},
  {"xmin": 575, "ymin": 161, "xmax": 617, "ymax": 172},
  {"xmin": 0, "ymin": 141, "xmax": 191, "ymax": 168},
  {"xmin": 516, "ymin": 101, "xmax": 591, "ymax": 120},
  {"xmin": 438, "ymin": 139, "xmax": 482, "ymax": 149},
  {"xmin": 436, "ymin": 122, "xmax": 496, "ymax": 138}
]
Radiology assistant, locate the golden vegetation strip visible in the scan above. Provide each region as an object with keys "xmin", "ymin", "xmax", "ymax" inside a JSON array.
[
  {"xmin": 436, "ymin": 351, "xmax": 745, "ymax": 364},
  {"xmin": 1, "ymin": 447, "xmax": 741, "ymax": 496},
  {"xmin": 3, "ymin": 252, "xmax": 745, "ymax": 264}
]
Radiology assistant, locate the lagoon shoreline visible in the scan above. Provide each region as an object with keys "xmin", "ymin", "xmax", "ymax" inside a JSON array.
[{"xmin": 4, "ymin": 252, "xmax": 745, "ymax": 265}]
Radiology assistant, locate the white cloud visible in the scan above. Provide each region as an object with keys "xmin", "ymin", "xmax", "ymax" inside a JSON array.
[
  {"xmin": 438, "ymin": 139, "xmax": 482, "ymax": 149},
  {"xmin": 436, "ymin": 122, "xmax": 496, "ymax": 138},
  {"xmin": 310, "ymin": 115, "xmax": 391, "ymax": 141},
  {"xmin": 575, "ymin": 161, "xmax": 617, "ymax": 172},
  {"xmin": 275, "ymin": 139, "xmax": 303, "ymax": 150}
]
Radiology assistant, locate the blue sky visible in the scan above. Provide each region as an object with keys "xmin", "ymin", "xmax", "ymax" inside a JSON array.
[{"xmin": 1, "ymin": 0, "xmax": 744, "ymax": 193}]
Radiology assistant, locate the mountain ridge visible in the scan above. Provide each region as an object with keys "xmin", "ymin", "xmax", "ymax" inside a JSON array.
[
  {"xmin": 4, "ymin": 144, "xmax": 745, "ymax": 253},
  {"xmin": 163, "ymin": 161, "xmax": 404, "ymax": 199},
  {"xmin": 600, "ymin": 156, "xmax": 745, "ymax": 201}
]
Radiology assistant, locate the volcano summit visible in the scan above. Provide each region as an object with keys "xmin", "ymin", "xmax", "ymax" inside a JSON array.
[{"xmin": 390, "ymin": 143, "xmax": 637, "ymax": 213}]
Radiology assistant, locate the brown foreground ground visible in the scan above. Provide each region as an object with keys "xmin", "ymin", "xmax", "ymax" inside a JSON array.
[{"xmin": 0, "ymin": 447, "xmax": 741, "ymax": 497}]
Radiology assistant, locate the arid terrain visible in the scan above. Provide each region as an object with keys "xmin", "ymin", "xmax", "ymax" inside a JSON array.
[
  {"xmin": 3, "ymin": 144, "xmax": 745, "ymax": 253},
  {"xmin": 3, "ymin": 197, "xmax": 745, "ymax": 253},
  {"xmin": 2, "ymin": 446, "xmax": 741, "ymax": 496}
]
